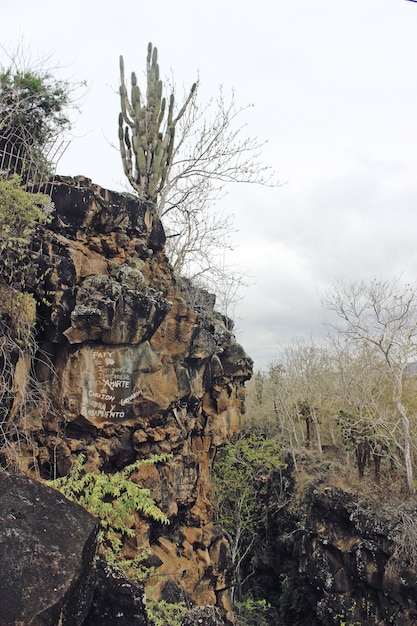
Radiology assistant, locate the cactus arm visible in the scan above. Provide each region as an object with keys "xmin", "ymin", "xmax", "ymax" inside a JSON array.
[{"xmin": 118, "ymin": 43, "xmax": 196, "ymax": 208}]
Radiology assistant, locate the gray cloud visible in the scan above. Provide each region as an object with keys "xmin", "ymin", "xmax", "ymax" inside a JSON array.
[{"xmin": 4, "ymin": 0, "xmax": 417, "ymax": 370}]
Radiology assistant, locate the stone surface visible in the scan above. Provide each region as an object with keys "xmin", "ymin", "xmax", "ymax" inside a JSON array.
[
  {"xmin": 247, "ymin": 455, "xmax": 417, "ymax": 626},
  {"xmin": 14, "ymin": 176, "xmax": 253, "ymax": 620},
  {"xmin": 83, "ymin": 557, "xmax": 149, "ymax": 626},
  {"xmin": 0, "ymin": 472, "xmax": 98, "ymax": 626},
  {"xmin": 181, "ymin": 605, "xmax": 225, "ymax": 625}
]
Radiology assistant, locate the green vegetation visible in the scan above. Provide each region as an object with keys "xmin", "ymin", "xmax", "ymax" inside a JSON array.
[
  {"xmin": 0, "ymin": 67, "xmax": 70, "ymax": 144},
  {"xmin": 0, "ymin": 174, "xmax": 50, "ymax": 312},
  {"xmin": 0, "ymin": 173, "xmax": 53, "ymax": 472},
  {"xmin": 146, "ymin": 598, "xmax": 187, "ymax": 626},
  {"xmin": 48, "ymin": 454, "xmax": 171, "ymax": 561},
  {"xmin": 235, "ymin": 597, "xmax": 273, "ymax": 626},
  {"xmin": 0, "ymin": 60, "xmax": 75, "ymax": 181},
  {"xmin": 277, "ymin": 575, "xmax": 306, "ymax": 626},
  {"xmin": 47, "ymin": 453, "xmax": 192, "ymax": 625},
  {"xmin": 213, "ymin": 433, "xmax": 286, "ymax": 602}
]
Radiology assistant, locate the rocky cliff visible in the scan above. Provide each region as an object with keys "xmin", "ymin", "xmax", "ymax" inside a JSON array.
[
  {"xmin": 10, "ymin": 176, "xmax": 252, "ymax": 621},
  {"xmin": 247, "ymin": 452, "xmax": 417, "ymax": 626}
]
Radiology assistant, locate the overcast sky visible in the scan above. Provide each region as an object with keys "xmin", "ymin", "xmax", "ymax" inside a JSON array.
[{"xmin": 3, "ymin": 0, "xmax": 417, "ymax": 369}]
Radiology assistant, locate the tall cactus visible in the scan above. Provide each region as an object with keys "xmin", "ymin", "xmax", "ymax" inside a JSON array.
[{"xmin": 119, "ymin": 43, "xmax": 196, "ymax": 211}]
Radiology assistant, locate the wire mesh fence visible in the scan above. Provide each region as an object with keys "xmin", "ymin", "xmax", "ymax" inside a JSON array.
[{"xmin": 0, "ymin": 128, "xmax": 68, "ymax": 196}]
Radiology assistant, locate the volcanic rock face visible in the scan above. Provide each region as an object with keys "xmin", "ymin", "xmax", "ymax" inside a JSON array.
[
  {"xmin": 84, "ymin": 557, "xmax": 149, "ymax": 626},
  {"xmin": 296, "ymin": 487, "xmax": 417, "ymax": 626},
  {"xmin": 250, "ymin": 457, "xmax": 417, "ymax": 626},
  {"xmin": 30, "ymin": 176, "xmax": 252, "ymax": 619}
]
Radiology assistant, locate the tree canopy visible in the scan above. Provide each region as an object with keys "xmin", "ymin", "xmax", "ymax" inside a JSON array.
[{"xmin": 0, "ymin": 57, "xmax": 76, "ymax": 184}]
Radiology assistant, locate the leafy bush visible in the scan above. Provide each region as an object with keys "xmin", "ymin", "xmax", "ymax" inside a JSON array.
[
  {"xmin": 0, "ymin": 173, "xmax": 50, "ymax": 312},
  {"xmin": 235, "ymin": 597, "xmax": 271, "ymax": 626},
  {"xmin": 0, "ymin": 65, "xmax": 73, "ymax": 180},
  {"xmin": 146, "ymin": 598, "xmax": 187, "ymax": 626},
  {"xmin": 0, "ymin": 68, "xmax": 70, "ymax": 144},
  {"xmin": 214, "ymin": 432, "xmax": 285, "ymax": 542},
  {"xmin": 278, "ymin": 575, "xmax": 306, "ymax": 626},
  {"xmin": 213, "ymin": 433, "xmax": 286, "ymax": 601}
]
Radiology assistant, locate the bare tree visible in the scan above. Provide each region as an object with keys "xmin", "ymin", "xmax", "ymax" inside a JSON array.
[
  {"xmin": 323, "ymin": 278, "xmax": 417, "ymax": 494},
  {"xmin": 330, "ymin": 337, "xmax": 402, "ymax": 481},
  {"xmin": 280, "ymin": 338, "xmax": 338, "ymax": 454},
  {"xmin": 245, "ymin": 339, "xmax": 336, "ymax": 454},
  {"xmin": 159, "ymin": 86, "xmax": 278, "ymax": 216},
  {"xmin": 161, "ymin": 87, "xmax": 279, "ymax": 283},
  {"xmin": 119, "ymin": 45, "xmax": 279, "ymax": 307}
]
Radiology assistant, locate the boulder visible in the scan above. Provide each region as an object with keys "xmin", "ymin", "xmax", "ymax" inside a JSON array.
[{"xmin": 0, "ymin": 472, "xmax": 98, "ymax": 626}]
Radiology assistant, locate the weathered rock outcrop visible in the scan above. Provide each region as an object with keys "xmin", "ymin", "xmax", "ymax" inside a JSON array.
[
  {"xmin": 248, "ymin": 455, "xmax": 417, "ymax": 625},
  {"xmin": 0, "ymin": 472, "xmax": 99, "ymax": 626},
  {"xmin": 181, "ymin": 605, "xmax": 225, "ymax": 625},
  {"xmin": 83, "ymin": 557, "xmax": 149, "ymax": 626},
  {"xmin": 18, "ymin": 175, "xmax": 252, "ymax": 621}
]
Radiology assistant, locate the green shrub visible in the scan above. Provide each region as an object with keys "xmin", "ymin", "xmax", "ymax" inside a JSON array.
[
  {"xmin": 235, "ymin": 597, "xmax": 271, "ymax": 626},
  {"xmin": 0, "ymin": 174, "xmax": 51, "ymax": 312},
  {"xmin": 279, "ymin": 575, "xmax": 305, "ymax": 626},
  {"xmin": 213, "ymin": 433, "xmax": 286, "ymax": 602}
]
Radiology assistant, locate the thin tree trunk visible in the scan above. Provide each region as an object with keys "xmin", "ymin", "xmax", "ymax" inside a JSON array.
[
  {"xmin": 397, "ymin": 400, "xmax": 414, "ymax": 495},
  {"xmin": 312, "ymin": 408, "xmax": 323, "ymax": 454}
]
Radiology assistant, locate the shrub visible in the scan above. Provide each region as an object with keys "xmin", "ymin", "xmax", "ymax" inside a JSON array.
[{"xmin": 0, "ymin": 173, "xmax": 51, "ymax": 305}]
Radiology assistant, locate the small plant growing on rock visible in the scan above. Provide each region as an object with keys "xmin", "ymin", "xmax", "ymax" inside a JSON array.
[
  {"xmin": 146, "ymin": 598, "xmax": 187, "ymax": 626},
  {"xmin": 235, "ymin": 596, "xmax": 271, "ymax": 626},
  {"xmin": 48, "ymin": 454, "xmax": 197, "ymax": 626},
  {"xmin": 278, "ymin": 575, "xmax": 306, "ymax": 626},
  {"xmin": 0, "ymin": 173, "xmax": 55, "ymax": 473},
  {"xmin": 48, "ymin": 453, "xmax": 171, "ymax": 560},
  {"xmin": 0, "ymin": 173, "xmax": 51, "ymax": 310}
]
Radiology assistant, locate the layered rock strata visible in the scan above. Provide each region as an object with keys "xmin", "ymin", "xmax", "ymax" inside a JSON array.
[{"xmin": 27, "ymin": 176, "xmax": 252, "ymax": 620}]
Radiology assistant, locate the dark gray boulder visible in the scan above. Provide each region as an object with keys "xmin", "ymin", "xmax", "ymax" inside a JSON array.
[
  {"xmin": 0, "ymin": 472, "xmax": 98, "ymax": 625},
  {"xmin": 83, "ymin": 557, "xmax": 149, "ymax": 625}
]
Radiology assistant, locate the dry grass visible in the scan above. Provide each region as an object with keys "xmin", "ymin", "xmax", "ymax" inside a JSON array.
[{"xmin": 290, "ymin": 445, "xmax": 411, "ymax": 507}]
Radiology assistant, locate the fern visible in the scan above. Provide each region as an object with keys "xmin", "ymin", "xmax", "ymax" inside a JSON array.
[{"xmin": 48, "ymin": 453, "xmax": 171, "ymax": 557}]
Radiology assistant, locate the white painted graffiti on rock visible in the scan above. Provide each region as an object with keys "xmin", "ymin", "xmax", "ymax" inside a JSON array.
[
  {"xmin": 120, "ymin": 389, "xmax": 142, "ymax": 406},
  {"xmin": 84, "ymin": 348, "xmax": 141, "ymax": 422}
]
